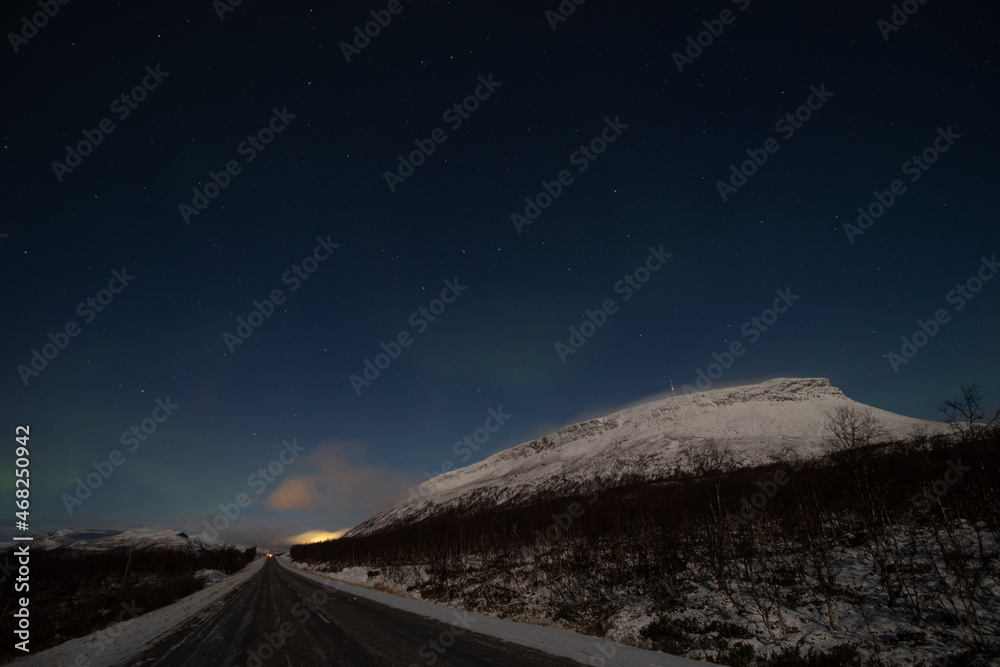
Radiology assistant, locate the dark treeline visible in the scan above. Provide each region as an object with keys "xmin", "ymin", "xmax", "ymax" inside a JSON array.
[
  {"xmin": 292, "ymin": 430, "xmax": 1000, "ymax": 665},
  {"xmin": 0, "ymin": 542, "xmax": 256, "ymax": 662}
]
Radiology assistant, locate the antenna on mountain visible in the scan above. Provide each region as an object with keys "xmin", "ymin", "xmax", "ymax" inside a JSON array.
[{"xmin": 670, "ymin": 379, "xmax": 675, "ymax": 393}]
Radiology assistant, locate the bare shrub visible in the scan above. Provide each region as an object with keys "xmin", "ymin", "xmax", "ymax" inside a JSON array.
[
  {"xmin": 678, "ymin": 438, "xmax": 739, "ymax": 476},
  {"xmin": 824, "ymin": 404, "xmax": 887, "ymax": 454},
  {"xmin": 940, "ymin": 381, "xmax": 999, "ymax": 443}
]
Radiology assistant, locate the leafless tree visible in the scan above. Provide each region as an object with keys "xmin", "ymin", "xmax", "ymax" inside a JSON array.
[
  {"xmin": 824, "ymin": 404, "xmax": 887, "ymax": 453},
  {"xmin": 678, "ymin": 438, "xmax": 738, "ymax": 476},
  {"xmin": 905, "ymin": 424, "xmax": 931, "ymax": 449},
  {"xmin": 940, "ymin": 381, "xmax": 999, "ymax": 443}
]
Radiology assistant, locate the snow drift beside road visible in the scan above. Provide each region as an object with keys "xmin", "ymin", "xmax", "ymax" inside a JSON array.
[
  {"xmin": 9, "ymin": 558, "xmax": 264, "ymax": 667},
  {"xmin": 280, "ymin": 555, "xmax": 708, "ymax": 666}
]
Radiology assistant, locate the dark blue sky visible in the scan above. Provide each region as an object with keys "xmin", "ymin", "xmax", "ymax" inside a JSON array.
[{"xmin": 2, "ymin": 0, "xmax": 998, "ymax": 548}]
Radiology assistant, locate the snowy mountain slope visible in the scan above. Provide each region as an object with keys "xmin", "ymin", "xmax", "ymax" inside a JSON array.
[
  {"xmin": 348, "ymin": 378, "xmax": 947, "ymax": 537},
  {"xmin": 1, "ymin": 528, "xmax": 216, "ymax": 554}
]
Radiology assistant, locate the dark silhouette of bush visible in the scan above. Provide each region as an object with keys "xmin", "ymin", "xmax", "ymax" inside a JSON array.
[{"xmin": 0, "ymin": 542, "xmax": 256, "ymax": 662}]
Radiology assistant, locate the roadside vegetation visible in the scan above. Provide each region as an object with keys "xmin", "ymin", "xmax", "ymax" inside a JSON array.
[
  {"xmin": 292, "ymin": 385, "xmax": 1000, "ymax": 665},
  {"xmin": 0, "ymin": 540, "xmax": 256, "ymax": 662}
]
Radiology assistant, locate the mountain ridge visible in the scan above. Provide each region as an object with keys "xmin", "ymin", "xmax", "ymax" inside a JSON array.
[
  {"xmin": 1, "ymin": 528, "xmax": 219, "ymax": 554},
  {"xmin": 347, "ymin": 377, "xmax": 947, "ymax": 537}
]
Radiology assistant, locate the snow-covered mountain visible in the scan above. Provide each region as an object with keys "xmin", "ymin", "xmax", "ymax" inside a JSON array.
[
  {"xmin": 2, "ymin": 528, "xmax": 217, "ymax": 554},
  {"xmin": 348, "ymin": 378, "xmax": 947, "ymax": 537}
]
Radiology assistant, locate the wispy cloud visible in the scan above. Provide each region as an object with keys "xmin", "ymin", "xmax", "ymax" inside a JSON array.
[{"xmin": 264, "ymin": 441, "xmax": 414, "ymax": 514}]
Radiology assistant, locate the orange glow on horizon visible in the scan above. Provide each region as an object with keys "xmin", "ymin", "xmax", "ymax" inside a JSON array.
[{"xmin": 287, "ymin": 529, "xmax": 348, "ymax": 544}]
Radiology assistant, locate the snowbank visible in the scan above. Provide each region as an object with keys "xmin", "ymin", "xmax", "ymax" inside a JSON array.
[
  {"xmin": 10, "ymin": 557, "xmax": 265, "ymax": 666},
  {"xmin": 280, "ymin": 556, "xmax": 708, "ymax": 666}
]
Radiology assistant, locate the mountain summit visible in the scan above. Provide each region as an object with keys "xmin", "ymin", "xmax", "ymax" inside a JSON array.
[{"xmin": 348, "ymin": 378, "xmax": 944, "ymax": 537}]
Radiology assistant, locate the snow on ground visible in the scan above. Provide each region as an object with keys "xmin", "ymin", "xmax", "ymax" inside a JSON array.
[
  {"xmin": 290, "ymin": 524, "xmax": 997, "ymax": 666},
  {"xmin": 279, "ymin": 556, "xmax": 709, "ymax": 666},
  {"xmin": 11, "ymin": 553, "xmax": 706, "ymax": 666},
  {"xmin": 196, "ymin": 568, "xmax": 229, "ymax": 584},
  {"xmin": 9, "ymin": 557, "xmax": 265, "ymax": 667}
]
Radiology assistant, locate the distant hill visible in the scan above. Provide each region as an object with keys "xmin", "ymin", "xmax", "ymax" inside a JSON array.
[{"xmin": 1, "ymin": 528, "xmax": 217, "ymax": 554}]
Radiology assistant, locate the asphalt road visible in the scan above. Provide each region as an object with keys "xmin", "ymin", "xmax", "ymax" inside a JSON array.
[{"xmin": 123, "ymin": 557, "xmax": 585, "ymax": 667}]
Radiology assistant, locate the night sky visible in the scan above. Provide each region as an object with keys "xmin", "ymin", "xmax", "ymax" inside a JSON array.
[{"xmin": 2, "ymin": 0, "xmax": 998, "ymax": 549}]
